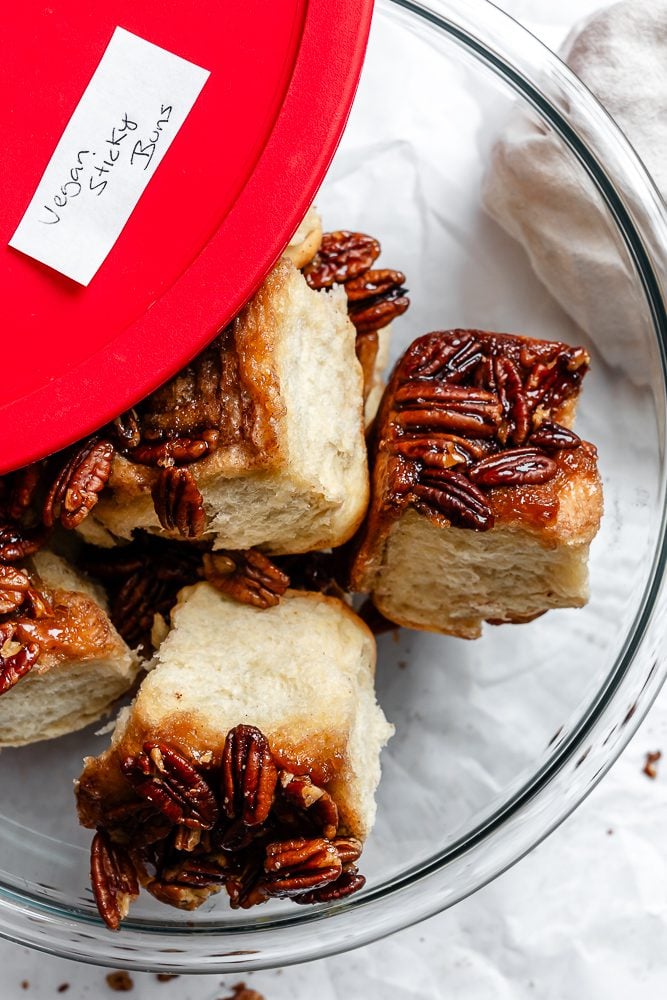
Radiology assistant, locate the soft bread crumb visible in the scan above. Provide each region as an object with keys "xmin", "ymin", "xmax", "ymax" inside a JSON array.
[{"xmin": 371, "ymin": 509, "xmax": 595, "ymax": 639}]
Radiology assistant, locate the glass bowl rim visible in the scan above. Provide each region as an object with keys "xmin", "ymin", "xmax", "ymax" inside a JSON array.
[{"xmin": 1, "ymin": 0, "xmax": 665, "ymax": 972}]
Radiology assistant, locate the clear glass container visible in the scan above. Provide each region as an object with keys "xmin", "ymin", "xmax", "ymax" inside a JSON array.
[{"xmin": 0, "ymin": 0, "xmax": 665, "ymax": 972}]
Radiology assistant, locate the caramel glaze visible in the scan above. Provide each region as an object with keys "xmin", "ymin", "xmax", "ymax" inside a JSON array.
[
  {"xmin": 351, "ymin": 329, "xmax": 598, "ymax": 588},
  {"xmin": 16, "ymin": 588, "xmax": 118, "ymax": 663},
  {"xmin": 487, "ymin": 441, "xmax": 599, "ymax": 533},
  {"xmin": 77, "ymin": 709, "xmax": 347, "ymax": 833}
]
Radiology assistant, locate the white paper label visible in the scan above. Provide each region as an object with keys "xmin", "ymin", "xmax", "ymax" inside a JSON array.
[{"xmin": 9, "ymin": 27, "xmax": 210, "ymax": 285}]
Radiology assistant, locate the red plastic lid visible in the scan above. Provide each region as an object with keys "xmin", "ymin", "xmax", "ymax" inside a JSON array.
[{"xmin": 0, "ymin": 0, "xmax": 373, "ymax": 474}]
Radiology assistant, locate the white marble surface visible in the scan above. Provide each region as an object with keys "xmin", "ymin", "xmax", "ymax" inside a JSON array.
[{"xmin": 7, "ymin": 1, "xmax": 667, "ymax": 997}]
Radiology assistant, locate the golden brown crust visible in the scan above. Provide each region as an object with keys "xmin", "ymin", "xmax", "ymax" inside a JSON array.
[
  {"xmin": 98, "ymin": 260, "xmax": 296, "ymax": 508},
  {"xmin": 351, "ymin": 329, "xmax": 598, "ymax": 592}
]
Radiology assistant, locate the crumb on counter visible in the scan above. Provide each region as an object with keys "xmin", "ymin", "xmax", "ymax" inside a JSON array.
[
  {"xmin": 221, "ymin": 983, "xmax": 266, "ymax": 1000},
  {"xmin": 106, "ymin": 971, "xmax": 134, "ymax": 992},
  {"xmin": 643, "ymin": 750, "xmax": 662, "ymax": 779}
]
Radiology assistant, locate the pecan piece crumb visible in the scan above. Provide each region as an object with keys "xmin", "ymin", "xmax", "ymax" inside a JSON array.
[
  {"xmin": 203, "ymin": 550, "xmax": 289, "ymax": 609},
  {"xmin": 222, "ymin": 984, "xmax": 266, "ymax": 1000},
  {"xmin": 152, "ymin": 467, "xmax": 206, "ymax": 538},
  {"xmin": 105, "ymin": 971, "xmax": 134, "ymax": 992},
  {"xmin": 643, "ymin": 750, "xmax": 661, "ymax": 779}
]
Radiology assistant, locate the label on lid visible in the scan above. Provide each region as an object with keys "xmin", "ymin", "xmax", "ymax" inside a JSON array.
[{"xmin": 9, "ymin": 26, "xmax": 210, "ymax": 286}]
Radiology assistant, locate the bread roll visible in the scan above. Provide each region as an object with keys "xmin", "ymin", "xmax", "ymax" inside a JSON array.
[
  {"xmin": 0, "ymin": 551, "xmax": 137, "ymax": 746},
  {"xmin": 351, "ymin": 329, "xmax": 603, "ymax": 638},
  {"xmin": 76, "ymin": 585, "xmax": 393, "ymax": 927},
  {"xmin": 78, "ymin": 259, "xmax": 369, "ymax": 555}
]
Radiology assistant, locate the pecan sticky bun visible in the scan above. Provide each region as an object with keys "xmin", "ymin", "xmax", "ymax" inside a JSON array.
[
  {"xmin": 88, "ymin": 726, "xmax": 366, "ymax": 929},
  {"xmin": 377, "ymin": 329, "xmax": 590, "ymax": 532}
]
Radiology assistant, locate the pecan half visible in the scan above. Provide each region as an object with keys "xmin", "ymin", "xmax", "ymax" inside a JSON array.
[
  {"xmin": 203, "ymin": 550, "xmax": 289, "ymax": 609},
  {"xmin": 111, "ymin": 571, "xmax": 167, "ymax": 650},
  {"xmin": 90, "ymin": 829, "xmax": 139, "ymax": 930},
  {"xmin": 127, "ymin": 431, "xmax": 220, "ymax": 468},
  {"xmin": 403, "ymin": 332, "xmax": 484, "ymax": 382},
  {"xmin": 394, "ymin": 383, "xmax": 502, "ymax": 438},
  {"xmin": 469, "ymin": 448, "xmax": 558, "ymax": 488},
  {"xmin": 43, "ymin": 437, "xmax": 114, "ymax": 530},
  {"xmin": 152, "ymin": 467, "xmax": 206, "ymax": 539},
  {"xmin": 346, "ymin": 269, "xmax": 409, "ymax": 335},
  {"xmin": 279, "ymin": 772, "xmax": 339, "ymax": 840},
  {"xmin": 412, "ymin": 469, "xmax": 494, "ymax": 531},
  {"xmin": 494, "ymin": 357, "xmax": 530, "ymax": 446},
  {"xmin": 0, "ymin": 523, "xmax": 45, "ymax": 563},
  {"xmin": 303, "ymin": 231, "xmax": 380, "ymax": 289},
  {"xmin": 528, "ymin": 420, "xmax": 581, "ymax": 451},
  {"xmin": 390, "ymin": 434, "xmax": 479, "ymax": 469},
  {"xmin": 264, "ymin": 838, "xmax": 342, "ymax": 898},
  {"xmin": 332, "ymin": 837, "xmax": 363, "ymax": 864},
  {"xmin": 121, "ymin": 743, "xmax": 219, "ymax": 831},
  {"xmin": 292, "ymin": 869, "xmax": 366, "ymax": 904},
  {"xmin": 221, "ymin": 725, "xmax": 278, "ymax": 826},
  {"xmin": 0, "ymin": 565, "xmax": 31, "ymax": 615},
  {"xmin": 0, "ymin": 633, "xmax": 40, "ymax": 695}
]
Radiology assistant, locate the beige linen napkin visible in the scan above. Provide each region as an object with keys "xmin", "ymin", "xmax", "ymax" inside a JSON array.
[{"xmin": 483, "ymin": 0, "xmax": 666, "ymax": 376}]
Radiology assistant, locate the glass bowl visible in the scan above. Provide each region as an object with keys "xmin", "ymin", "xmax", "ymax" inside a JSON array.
[{"xmin": 1, "ymin": 0, "xmax": 665, "ymax": 973}]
